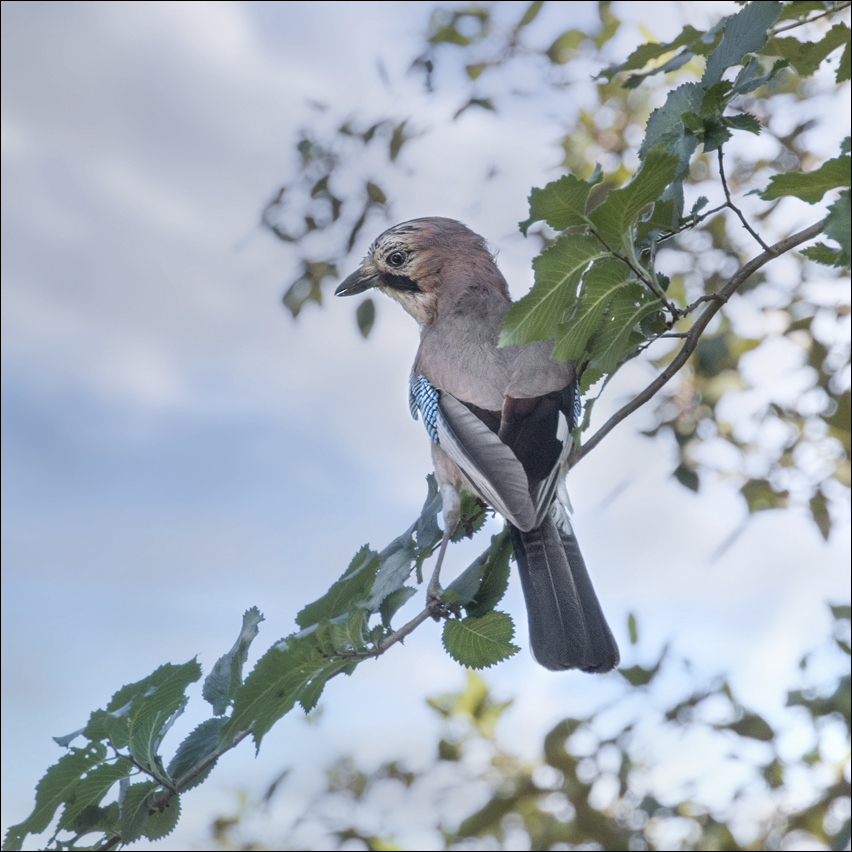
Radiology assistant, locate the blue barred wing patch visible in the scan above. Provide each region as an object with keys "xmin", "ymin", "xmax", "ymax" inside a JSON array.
[{"xmin": 408, "ymin": 373, "xmax": 440, "ymax": 445}]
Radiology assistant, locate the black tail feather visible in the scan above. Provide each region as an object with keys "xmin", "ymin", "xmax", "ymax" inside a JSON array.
[{"xmin": 510, "ymin": 508, "xmax": 619, "ymax": 673}]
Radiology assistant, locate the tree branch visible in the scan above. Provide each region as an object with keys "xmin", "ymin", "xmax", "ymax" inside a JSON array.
[
  {"xmin": 717, "ymin": 148, "xmax": 770, "ymax": 251},
  {"xmin": 571, "ymin": 219, "xmax": 826, "ymax": 465}
]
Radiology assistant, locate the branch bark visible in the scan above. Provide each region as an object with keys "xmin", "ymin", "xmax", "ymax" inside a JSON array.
[{"xmin": 571, "ymin": 219, "xmax": 826, "ymax": 466}]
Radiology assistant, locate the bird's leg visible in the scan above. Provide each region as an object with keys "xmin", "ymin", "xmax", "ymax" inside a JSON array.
[{"xmin": 427, "ymin": 484, "xmax": 460, "ymax": 619}]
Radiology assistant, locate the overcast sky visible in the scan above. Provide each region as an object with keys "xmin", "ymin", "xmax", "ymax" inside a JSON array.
[{"xmin": 2, "ymin": 2, "xmax": 849, "ymax": 849}]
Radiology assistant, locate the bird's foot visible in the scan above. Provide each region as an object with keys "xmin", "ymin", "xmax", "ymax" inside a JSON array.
[{"xmin": 427, "ymin": 583, "xmax": 449, "ymax": 621}]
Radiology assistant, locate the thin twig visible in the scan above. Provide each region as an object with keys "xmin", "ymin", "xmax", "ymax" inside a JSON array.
[
  {"xmin": 571, "ymin": 219, "xmax": 825, "ymax": 465},
  {"xmin": 771, "ymin": 1, "xmax": 851, "ymax": 34},
  {"xmin": 717, "ymin": 148, "xmax": 770, "ymax": 251}
]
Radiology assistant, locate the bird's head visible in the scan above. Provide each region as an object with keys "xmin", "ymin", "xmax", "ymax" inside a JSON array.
[{"xmin": 335, "ymin": 217, "xmax": 507, "ymax": 326}]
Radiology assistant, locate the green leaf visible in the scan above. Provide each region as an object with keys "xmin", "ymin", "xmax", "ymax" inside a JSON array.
[
  {"xmin": 628, "ymin": 613, "xmax": 638, "ymax": 645},
  {"xmin": 823, "ymin": 189, "xmax": 851, "ymax": 267},
  {"xmin": 551, "ymin": 258, "xmax": 631, "ymax": 361},
  {"xmin": 127, "ymin": 660, "xmax": 201, "ymax": 779},
  {"xmin": 588, "ymin": 284, "xmax": 662, "ymax": 373},
  {"xmin": 674, "ymin": 464, "xmax": 700, "ymax": 492},
  {"xmin": 57, "ymin": 759, "xmax": 133, "ymax": 832},
  {"xmin": 296, "ymin": 545, "xmax": 381, "ymax": 629},
  {"xmin": 741, "ymin": 479, "xmax": 788, "ymax": 512},
  {"xmin": 454, "ymin": 97, "xmax": 497, "ymax": 120},
  {"xmin": 145, "ymin": 796, "xmax": 180, "ymax": 840},
  {"xmin": 639, "ymin": 83, "xmax": 703, "ymax": 176},
  {"xmin": 446, "ymin": 528, "xmax": 514, "ymax": 618},
  {"xmin": 546, "ymin": 30, "xmax": 585, "ymax": 64},
  {"xmin": 204, "ymin": 608, "xmax": 265, "ymax": 716},
  {"xmin": 518, "ymin": 0, "xmax": 543, "ymax": 28},
  {"xmin": 764, "ymin": 23, "xmax": 850, "ymax": 78},
  {"xmin": 619, "ymin": 646, "xmax": 666, "ymax": 686},
  {"xmin": 702, "ymin": 1, "xmax": 782, "ymax": 87},
  {"xmin": 601, "ymin": 25, "xmax": 704, "ymax": 78},
  {"xmin": 72, "ymin": 801, "xmax": 120, "ymax": 838},
  {"xmin": 222, "ymin": 635, "xmax": 340, "ymax": 749},
  {"xmin": 379, "ymin": 587, "xmax": 418, "ymax": 627},
  {"xmin": 589, "ymin": 149, "xmax": 680, "ymax": 255},
  {"xmin": 499, "ymin": 235, "xmax": 608, "ymax": 347},
  {"xmin": 718, "ymin": 712, "xmax": 775, "ymax": 742},
  {"xmin": 120, "ymin": 780, "xmax": 157, "ymax": 844},
  {"xmin": 167, "ymin": 717, "xmax": 229, "ymax": 791},
  {"xmin": 442, "ymin": 611, "xmax": 520, "ymax": 669},
  {"xmin": 758, "ymin": 155, "xmax": 851, "ymax": 203},
  {"xmin": 3, "ymin": 743, "xmax": 106, "ymax": 851},
  {"xmin": 810, "ymin": 491, "xmax": 831, "ymax": 540},
  {"xmin": 839, "ymin": 36, "xmax": 851, "ymax": 82},
  {"xmin": 519, "ymin": 173, "xmax": 592, "ymax": 234},
  {"xmin": 724, "ymin": 113, "xmax": 761, "ymax": 135}
]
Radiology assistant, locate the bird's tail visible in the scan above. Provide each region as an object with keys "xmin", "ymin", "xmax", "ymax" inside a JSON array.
[{"xmin": 510, "ymin": 501, "xmax": 619, "ymax": 673}]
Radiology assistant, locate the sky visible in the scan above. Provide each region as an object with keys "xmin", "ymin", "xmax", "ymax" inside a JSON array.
[{"xmin": 2, "ymin": 2, "xmax": 850, "ymax": 849}]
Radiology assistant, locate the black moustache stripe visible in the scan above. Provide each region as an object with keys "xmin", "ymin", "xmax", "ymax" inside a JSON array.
[{"xmin": 381, "ymin": 273, "xmax": 420, "ymax": 293}]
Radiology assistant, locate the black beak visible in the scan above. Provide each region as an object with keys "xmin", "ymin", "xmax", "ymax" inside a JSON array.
[{"xmin": 335, "ymin": 269, "xmax": 378, "ymax": 297}]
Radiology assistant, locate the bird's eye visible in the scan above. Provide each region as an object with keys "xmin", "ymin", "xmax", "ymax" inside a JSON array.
[{"xmin": 387, "ymin": 251, "xmax": 406, "ymax": 267}]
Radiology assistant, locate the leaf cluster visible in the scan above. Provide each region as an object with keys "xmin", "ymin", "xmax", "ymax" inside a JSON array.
[{"xmin": 203, "ymin": 605, "xmax": 852, "ymax": 852}]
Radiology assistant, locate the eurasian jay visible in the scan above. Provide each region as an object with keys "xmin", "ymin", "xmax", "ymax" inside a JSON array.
[{"xmin": 336, "ymin": 217, "xmax": 619, "ymax": 673}]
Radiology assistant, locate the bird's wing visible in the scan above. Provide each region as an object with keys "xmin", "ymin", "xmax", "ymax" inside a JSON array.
[{"xmin": 436, "ymin": 391, "xmax": 539, "ymax": 531}]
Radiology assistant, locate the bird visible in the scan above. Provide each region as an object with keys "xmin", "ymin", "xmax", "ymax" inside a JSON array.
[{"xmin": 335, "ymin": 217, "xmax": 619, "ymax": 673}]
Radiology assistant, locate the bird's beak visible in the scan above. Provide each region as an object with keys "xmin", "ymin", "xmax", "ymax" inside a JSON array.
[{"xmin": 335, "ymin": 267, "xmax": 378, "ymax": 297}]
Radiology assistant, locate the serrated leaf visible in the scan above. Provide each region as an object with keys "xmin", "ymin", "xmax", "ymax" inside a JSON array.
[
  {"xmin": 724, "ymin": 113, "xmax": 761, "ymax": 135},
  {"xmin": 758, "ymin": 155, "xmax": 851, "ymax": 203},
  {"xmin": 589, "ymin": 149, "xmax": 680, "ymax": 255},
  {"xmin": 764, "ymin": 23, "xmax": 850, "ymax": 78},
  {"xmin": 466, "ymin": 530, "xmax": 512, "ymax": 617},
  {"xmin": 601, "ymin": 25, "xmax": 704, "ymax": 78},
  {"xmin": 639, "ymin": 83, "xmax": 703, "ymax": 176},
  {"xmin": 823, "ymin": 189, "xmax": 851, "ymax": 267},
  {"xmin": 203, "ymin": 608, "xmax": 265, "ymax": 716},
  {"xmin": 119, "ymin": 780, "xmax": 157, "ymax": 844},
  {"xmin": 702, "ymin": 1, "xmax": 782, "ymax": 87},
  {"xmin": 520, "ymin": 173, "xmax": 592, "ymax": 234},
  {"xmin": 221, "ymin": 635, "xmax": 340, "ymax": 749},
  {"xmin": 802, "ymin": 242, "xmax": 847, "ymax": 267},
  {"xmin": 73, "ymin": 801, "xmax": 119, "ymax": 837},
  {"xmin": 500, "ymin": 235, "xmax": 607, "ymax": 348},
  {"xmin": 167, "ymin": 717, "xmax": 228, "ymax": 791},
  {"xmin": 588, "ymin": 284, "xmax": 662, "ymax": 373},
  {"xmin": 57, "ymin": 759, "xmax": 133, "ymax": 832},
  {"xmin": 442, "ymin": 611, "xmax": 520, "ymax": 669},
  {"xmin": 379, "ymin": 587, "xmax": 417, "ymax": 627},
  {"xmin": 552, "ymin": 258, "xmax": 631, "ymax": 361},
  {"xmin": 127, "ymin": 660, "xmax": 201, "ymax": 779},
  {"xmin": 145, "ymin": 796, "xmax": 180, "ymax": 840},
  {"xmin": 3, "ymin": 743, "xmax": 106, "ymax": 851},
  {"xmin": 297, "ymin": 546, "xmax": 381, "ymax": 629}
]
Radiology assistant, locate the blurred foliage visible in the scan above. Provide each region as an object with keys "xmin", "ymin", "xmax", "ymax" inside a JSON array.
[
  {"xmin": 263, "ymin": 0, "xmax": 850, "ymax": 541},
  {"xmin": 207, "ymin": 606, "xmax": 851, "ymax": 851}
]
